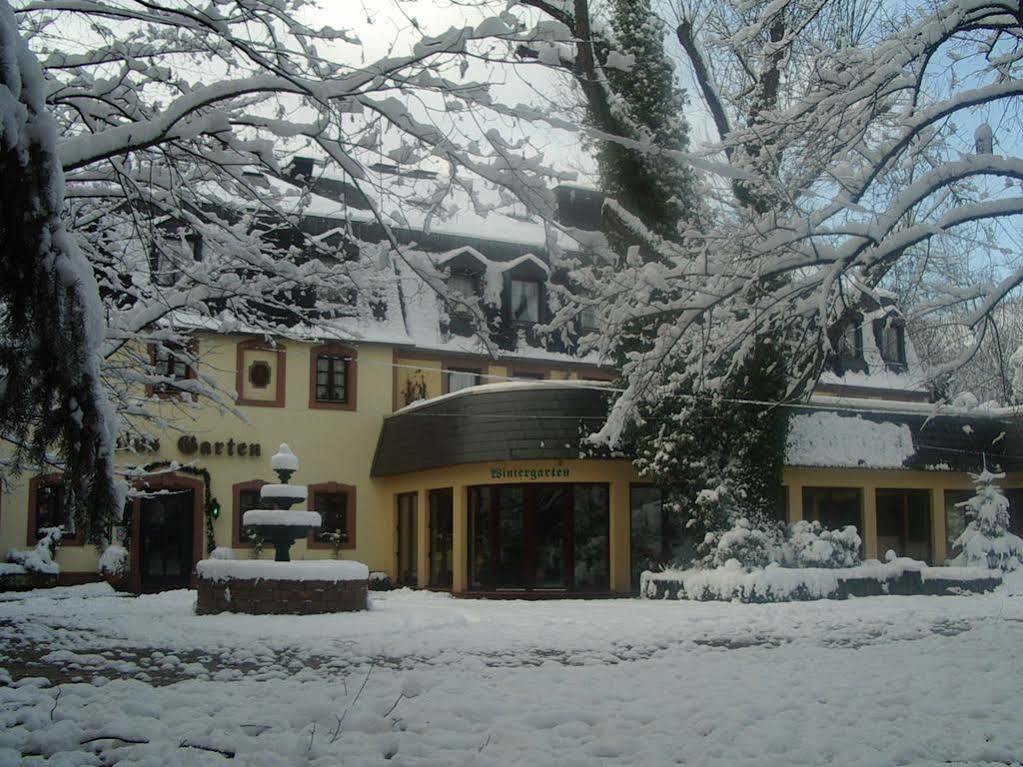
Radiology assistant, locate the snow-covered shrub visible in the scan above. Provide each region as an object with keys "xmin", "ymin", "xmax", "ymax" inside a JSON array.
[
  {"xmin": 6, "ymin": 527, "xmax": 63, "ymax": 575},
  {"xmin": 369, "ymin": 571, "xmax": 394, "ymax": 591},
  {"xmin": 785, "ymin": 521, "xmax": 861, "ymax": 569},
  {"xmin": 98, "ymin": 544, "xmax": 128, "ymax": 576},
  {"xmin": 209, "ymin": 547, "xmax": 236, "ymax": 560},
  {"xmin": 951, "ymin": 469, "xmax": 1023, "ymax": 571},
  {"xmin": 706, "ymin": 518, "xmax": 771, "ymax": 570}
]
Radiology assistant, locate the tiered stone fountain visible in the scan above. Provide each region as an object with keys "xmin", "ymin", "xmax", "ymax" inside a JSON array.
[
  {"xmin": 242, "ymin": 444, "xmax": 320, "ymax": 562},
  {"xmin": 195, "ymin": 444, "xmax": 368, "ymax": 615}
]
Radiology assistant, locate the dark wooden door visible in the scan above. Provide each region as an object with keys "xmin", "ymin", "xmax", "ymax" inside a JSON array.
[{"xmin": 139, "ymin": 490, "xmax": 195, "ymax": 592}]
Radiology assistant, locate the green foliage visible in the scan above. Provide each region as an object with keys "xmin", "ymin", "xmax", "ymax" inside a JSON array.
[
  {"xmin": 588, "ymin": 2, "xmax": 789, "ymax": 566},
  {"xmin": 596, "ymin": 0, "xmax": 700, "ymax": 241}
]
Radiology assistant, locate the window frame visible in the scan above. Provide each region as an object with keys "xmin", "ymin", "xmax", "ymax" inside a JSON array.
[
  {"xmin": 509, "ymin": 278, "xmax": 542, "ymax": 324},
  {"xmin": 235, "ymin": 338, "xmax": 286, "ymax": 408},
  {"xmin": 443, "ymin": 366, "xmax": 482, "ymax": 394},
  {"xmin": 232, "ymin": 479, "xmax": 267, "ymax": 548},
  {"xmin": 447, "ymin": 272, "xmax": 480, "ymax": 316},
  {"xmin": 307, "ymin": 482, "xmax": 357, "ymax": 549},
  {"xmin": 27, "ymin": 474, "xmax": 83, "ymax": 547},
  {"xmin": 873, "ymin": 317, "xmax": 907, "ymax": 370},
  {"xmin": 308, "ymin": 343, "xmax": 358, "ymax": 411},
  {"xmin": 146, "ymin": 341, "xmax": 198, "ymax": 400}
]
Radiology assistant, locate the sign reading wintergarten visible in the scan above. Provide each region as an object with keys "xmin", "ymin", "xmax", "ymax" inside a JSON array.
[{"xmin": 489, "ymin": 467, "xmax": 571, "ymax": 480}]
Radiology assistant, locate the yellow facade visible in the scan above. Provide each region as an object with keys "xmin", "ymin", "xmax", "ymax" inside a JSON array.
[{"xmin": 2, "ymin": 330, "xmax": 1021, "ymax": 592}]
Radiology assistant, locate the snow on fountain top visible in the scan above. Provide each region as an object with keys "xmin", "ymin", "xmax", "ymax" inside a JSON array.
[
  {"xmin": 261, "ymin": 484, "xmax": 308, "ymax": 500},
  {"xmin": 242, "ymin": 443, "xmax": 321, "ymax": 536},
  {"xmin": 271, "ymin": 443, "xmax": 299, "ymax": 473}
]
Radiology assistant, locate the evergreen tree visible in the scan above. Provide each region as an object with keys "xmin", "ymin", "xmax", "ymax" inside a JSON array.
[
  {"xmin": 590, "ymin": 0, "xmax": 789, "ymax": 567},
  {"xmin": 596, "ymin": 0, "xmax": 700, "ymax": 239},
  {"xmin": 952, "ymin": 469, "xmax": 1023, "ymax": 571}
]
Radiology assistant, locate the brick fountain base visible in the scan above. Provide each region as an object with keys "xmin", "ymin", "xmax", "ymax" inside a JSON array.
[{"xmin": 195, "ymin": 560, "xmax": 368, "ymax": 615}]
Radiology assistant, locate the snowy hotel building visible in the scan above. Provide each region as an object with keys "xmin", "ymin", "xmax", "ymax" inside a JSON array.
[{"xmin": 2, "ymin": 168, "xmax": 1022, "ymax": 594}]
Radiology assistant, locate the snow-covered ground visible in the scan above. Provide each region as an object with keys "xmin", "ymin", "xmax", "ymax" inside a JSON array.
[{"xmin": 2, "ymin": 580, "xmax": 1023, "ymax": 765}]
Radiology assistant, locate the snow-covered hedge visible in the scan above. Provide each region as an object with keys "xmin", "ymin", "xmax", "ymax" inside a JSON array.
[
  {"xmin": 783, "ymin": 521, "xmax": 861, "ymax": 569},
  {"xmin": 6, "ymin": 527, "xmax": 62, "ymax": 575},
  {"xmin": 98, "ymin": 545, "xmax": 128, "ymax": 576},
  {"xmin": 706, "ymin": 518, "xmax": 771, "ymax": 569},
  {"xmin": 642, "ymin": 558, "xmax": 1002, "ymax": 603},
  {"xmin": 704, "ymin": 517, "xmax": 862, "ymax": 572}
]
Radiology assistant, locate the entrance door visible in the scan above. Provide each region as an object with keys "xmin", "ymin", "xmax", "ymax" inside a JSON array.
[
  {"xmin": 468, "ymin": 484, "xmax": 608, "ymax": 592},
  {"xmin": 396, "ymin": 492, "xmax": 418, "ymax": 587},
  {"xmin": 877, "ymin": 489, "xmax": 932, "ymax": 563},
  {"xmin": 428, "ymin": 489, "xmax": 453, "ymax": 588},
  {"xmin": 139, "ymin": 490, "xmax": 195, "ymax": 592},
  {"xmin": 532, "ymin": 486, "xmax": 570, "ymax": 589}
]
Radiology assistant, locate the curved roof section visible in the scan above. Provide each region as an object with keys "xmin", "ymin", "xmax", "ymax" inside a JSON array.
[
  {"xmin": 371, "ymin": 382, "xmax": 614, "ymax": 476},
  {"xmin": 371, "ymin": 382, "xmax": 1023, "ymax": 477}
]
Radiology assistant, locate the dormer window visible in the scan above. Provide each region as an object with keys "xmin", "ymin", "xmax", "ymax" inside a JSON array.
[
  {"xmin": 874, "ymin": 317, "xmax": 907, "ymax": 369},
  {"xmin": 579, "ymin": 304, "xmax": 600, "ymax": 332},
  {"xmin": 835, "ymin": 320, "xmax": 863, "ymax": 360},
  {"xmin": 511, "ymin": 279, "xmax": 541, "ymax": 323},
  {"xmin": 827, "ymin": 314, "xmax": 867, "ymax": 375},
  {"xmin": 449, "ymin": 273, "xmax": 478, "ymax": 316}
]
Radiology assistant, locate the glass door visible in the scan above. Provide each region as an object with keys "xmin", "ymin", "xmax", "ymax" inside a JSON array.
[
  {"xmin": 496, "ymin": 486, "xmax": 525, "ymax": 588},
  {"xmin": 139, "ymin": 490, "xmax": 194, "ymax": 592},
  {"xmin": 428, "ymin": 489, "xmax": 453, "ymax": 588},
  {"xmin": 396, "ymin": 493, "xmax": 418, "ymax": 587},
  {"xmin": 532, "ymin": 486, "xmax": 569, "ymax": 589}
]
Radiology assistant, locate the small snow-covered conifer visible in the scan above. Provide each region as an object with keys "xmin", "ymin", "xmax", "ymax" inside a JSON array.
[{"xmin": 952, "ymin": 469, "xmax": 1023, "ymax": 571}]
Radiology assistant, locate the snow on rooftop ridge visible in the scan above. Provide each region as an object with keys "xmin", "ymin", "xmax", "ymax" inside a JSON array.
[
  {"xmin": 808, "ymin": 394, "xmax": 1022, "ymax": 420},
  {"xmin": 786, "ymin": 411, "xmax": 915, "ymax": 469},
  {"xmin": 392, "ymin": 378, "xmax": 614, "ymax": 416}
]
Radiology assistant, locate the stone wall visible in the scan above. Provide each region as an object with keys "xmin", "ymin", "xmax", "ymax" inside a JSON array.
[{"xmin": 196, "ymin": 576, "xmax": 368, "ymax": 614}]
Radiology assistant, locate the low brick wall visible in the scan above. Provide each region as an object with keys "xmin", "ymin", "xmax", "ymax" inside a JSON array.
[
  {"xmin": 643, "ymin": 569, "xmax": 1002, "ymax": 603},
  {"xmin": 196, "ymin": 576, "xmax": 368, "ymax": 615},
  {"xmin": 0, "ymin": 572, "xmax": 58, "ymax": 592}
]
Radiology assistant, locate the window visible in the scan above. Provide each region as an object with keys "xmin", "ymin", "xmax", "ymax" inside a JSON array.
[
  {"xmin": 429, "ymin": 488, "xmax": 453, "ymax": 588},
  {"xmin": 314, "ymin": 492, "xmax": 348, "ymax": 544},
  {"xmin": 148, "ymin": 342, "xmax": 195, "ymax": 398},
  {"xmin": 308, "ymin": 482, "xmax": 356, "ymax": 548},
  {"xmin": 579, "ymin": 304, "xmax": 600, "ymax": 331},
  {"xmin": 835, "ymin": 321, "xmax": 863, "ymax": 360},
  {"xmin": 512, "ymin": 370, "xmax": 545, "ymax": 381},
  {"xmin": 316, "ymin": 355, "xmax": 347, "ymax": 402},
  {"xmin": 449, "ymin": 273, "xmax": 478, "ymax": 315},
  {"xmin": 248, "ymin": 361, "xmax": 271, "ymax": 388},
  {"xmin": 629, "ymin": 485, "xmax": 693, "ymax": 591},
  {"xmin": 155, "ymin": 345, "xmax": 190, "ymax": 381},
  {"xmin": 28, "ymin": 475, "xmax": 78, "ymax": 545},
  {"xmin": 877, "ymin": 489, "xmax": 931, "ymax": 563},
  {"xmin": 802, "ymin": 487, "xmax": 863, "ymax": 535},
  {"xmin": 309, "ymin": 344, "xmax": 357, "ymax": 410},
  {"xmin": 149, "ymin": 233, "xmax": 202, "ymax": 287},
  {"xmin": 510, "ymin": 279, "xmax": 541, "ymax": 323},
  {"xmin": 232, "ymin": 480, "xmax": 265, "ymax": 547},
  {"xmin": 236, "ymin": 339, "xmax": 285, "ymax": 408},
  {"xmin": 874, "ymin": 318, "xmax": 907, "ymax": 368},
  {"xmin": 446, "ymin": 368, "xmax": 481, "ymax": 394}
]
